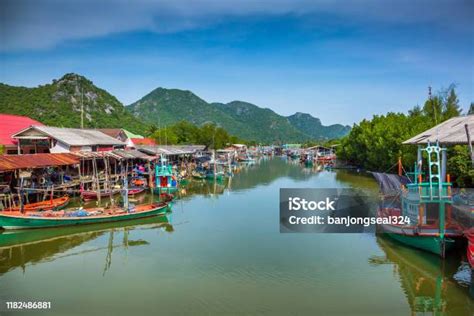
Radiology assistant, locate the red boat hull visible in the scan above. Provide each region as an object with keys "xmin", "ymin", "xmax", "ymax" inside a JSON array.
[
  {"xmin": 5, "ymin": 196, "xmax": 70, "ymax": 212},
  {"xmin": 465, "ymin": 228, "xmax": 474, "ymax": 269}
]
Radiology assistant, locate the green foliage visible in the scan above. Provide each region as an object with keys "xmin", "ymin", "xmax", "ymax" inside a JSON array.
[
  {"xmin": 468, "ymin": 102, "xmax": 474, "ymax": 115},
  {"xmin": 0, "ymin": 73, "xmax": 145, "ymax": 134},
  {"xmin": 422, "ymin": 85, "xmax": 462, "ymax": 125},
  {"xmin": 128, "ymin": 88, "xmax": 349, "ymax": 143},
  {"xmin": 338, "ymin": 113, "xmax": 428, "ymax": 171},
  {"xmin": 0, "ymin": 145, "xmax": 4, "ymax": 155},
  {"xmin": 447, "ymin": 146, "xmax": 474, "ymax": 187},
  {"xmin": 150, "ymin": 121, "xmax": 245, "ymax": 149},
  {"xmin": 338, "ymin": 86, "xmax": 471, "ymax": 186}
]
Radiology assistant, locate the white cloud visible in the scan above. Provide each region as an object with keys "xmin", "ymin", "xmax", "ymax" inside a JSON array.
[{"xmin": 1, "ymin": 0, "xmax": 471, "ymax": 51}]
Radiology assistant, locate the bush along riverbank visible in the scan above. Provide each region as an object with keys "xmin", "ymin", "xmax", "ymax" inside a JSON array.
[{"xmin": 337, "ymin": 86, "xmax": 473, "ymax": 187}]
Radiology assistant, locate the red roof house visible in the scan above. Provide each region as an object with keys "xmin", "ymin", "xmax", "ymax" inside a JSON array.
[
  {"xmin": 130, "ymin": 138, "xmax": 156, "ymax": 146},
  {"xmin": 0, "ymin": 114, "xmax": 44, "ymax": 154}
]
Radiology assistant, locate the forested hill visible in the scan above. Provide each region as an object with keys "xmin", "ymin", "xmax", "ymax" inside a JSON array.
[
  {"xmin": 127, "ymin": 87, "xmax": 350, "ymax": 143},
  {"xmin": 0, "ymin": 73, "xmax": 144, "ymax": 134},
  {"xmin": 0, "ymin": 74, "xmax": 351, "ymax": 143}
]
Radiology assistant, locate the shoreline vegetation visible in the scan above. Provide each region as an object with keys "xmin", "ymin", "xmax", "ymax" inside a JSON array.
[{"xmin": 337, "ymin": 86, "xmax": 473, "ymax": 187}]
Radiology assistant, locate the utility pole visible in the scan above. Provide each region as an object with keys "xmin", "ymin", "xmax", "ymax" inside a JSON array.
[{"xmin": 81, "ymin": 85, "xmax": 84, "ymax": 129}]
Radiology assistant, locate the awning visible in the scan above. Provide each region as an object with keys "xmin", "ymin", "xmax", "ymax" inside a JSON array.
[{"xmin": 0, "ymin": 153, "xmax": 79, "ymax": 171}]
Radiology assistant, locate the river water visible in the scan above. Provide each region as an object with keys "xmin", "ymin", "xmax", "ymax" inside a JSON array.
[{"xmin": 0, "ymin": 158, "xmax": 472, "ymax": 315}]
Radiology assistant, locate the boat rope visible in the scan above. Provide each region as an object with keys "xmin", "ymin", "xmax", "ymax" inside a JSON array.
[{"xmin": 383, "ymin": 161, "xmax": 399, "ymax": 174}]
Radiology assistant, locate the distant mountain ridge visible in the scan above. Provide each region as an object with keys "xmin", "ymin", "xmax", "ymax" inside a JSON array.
[
  {"xmin": 0, "ymin": 73, "xmax": 351, "ymax": 143},
  {"xmin": 128, "ymin": 87, "xmax": 350, "ymax": 142},
  {"xmin": 287, "ymin": 112, "xmax": 351, "ymax": 140}
]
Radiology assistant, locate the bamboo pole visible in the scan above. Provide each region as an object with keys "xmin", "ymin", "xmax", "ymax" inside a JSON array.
[{"xmin": 465, "ymin": 123, "xmax": 473, "ymax": 168}]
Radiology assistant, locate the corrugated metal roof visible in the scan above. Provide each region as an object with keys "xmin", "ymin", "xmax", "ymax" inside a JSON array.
[
  {"xmin": 111, "ymin": 149, "xmax": 156, "ymax": 160},
  {"xmin": 12, "ymin": 126, "xmax": 126, "ymax": 146},
  {"xmin": 137, "ymin": 145, "xmax": 205, "ymax": 156},
  {"xmin": 71, "ymin": 150, "xmax": 156, "ymax": 161},
  {"xmin": 0, "ymin": 153, "xmax": 79, "ymax": 171},
  {"xmin": 403, "ymin": 115, "xmax": 474, "ymax": 145},
  {"xmin": 97, "ymin": 128, "xmax": 124, "ymax": 139}
]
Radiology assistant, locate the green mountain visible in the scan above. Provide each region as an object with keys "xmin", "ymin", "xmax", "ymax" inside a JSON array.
[
  {"xmin": 0, "ymin": 73, "xmax": 144, "ymax": 134},
  {"xmin": 0, "ymin": 74, "xmax": 350, "ymax": 143},
  {"xmin": 127, "ymin": 87, "xmax": 239, "ymax": 128},
  {"xmin": 287, "ymin": 112, "xmax": 351, "ymax": 140},
  {"xmin": 128, "ymin": 87, "xmax": 349, "ymax": 143},
  {"xmin": 215, "ymin": 101, "xmax": 307, "ymax": 142}
]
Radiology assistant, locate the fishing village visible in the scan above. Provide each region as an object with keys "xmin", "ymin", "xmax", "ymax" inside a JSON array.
[
  {"xmin": 1, "ymin": 112, "xmax": 473, "ymax": 304},
  {"xmin": 1, "ymin": 1, "xmax": 473, "ymax": 315}
]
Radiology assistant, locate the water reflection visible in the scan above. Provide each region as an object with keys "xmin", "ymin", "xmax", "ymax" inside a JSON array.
[
  {"xmin": 0, "ymin": 215, "xmax": 172, "ymax": 276},
  {"xmin": 371, "ymin": 236, "xmax": 474, "ymax": 314}
]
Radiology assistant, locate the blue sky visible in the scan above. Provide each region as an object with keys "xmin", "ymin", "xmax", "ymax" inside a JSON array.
[{"xmin": 1, "ymin": 0, "xmax": 472, "ymax": 125}]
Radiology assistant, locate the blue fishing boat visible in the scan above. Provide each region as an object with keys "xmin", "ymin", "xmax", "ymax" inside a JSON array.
[{"xmin": 153, "ymin": 156, "xmax": 178, "ymax": 193}]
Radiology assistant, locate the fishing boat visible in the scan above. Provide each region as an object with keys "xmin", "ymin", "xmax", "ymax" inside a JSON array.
[
  {"xmin": 153, "ymin": 156, "xmax": 178, "ymax": 193},
  {"xmin": 3, "ymin": 196, "xmax": 70, "ymax": 212},
  {"xmin": 0, "ymin": 177, "xmax": 170, "ymax": 230},
  {"xmin": 238, "ymin": 154, "xmax": 255, "ymax": 162},
  {"xmin": 377, "ymin": 142, "xmax": 463, "ymax": 257},
  {"xmin": 0, "ymin": 202, "xmax": 169, "ymax": 230},
  {"xmin": 206, "ymin": 154, "xmax": 225, "ymax": 180},
  {"xmin": 130, "ymin": 177, "xmax": 147, "ymax": 187},
  {"xmin": 81, "ymin": 189, "xmax": 121, "ymax": 201},
  {"xmin": 205, "ymin": 169, "xmax": 224, "ymax": 180},
  {"xmin": 192, "ymin": 170, "xmax": 206, "ymax": 180},
  {"xmin": 128, "ymin": 187, "xmax": 145, "ymax": 195},
  {"xmin": 300, "ymin": 153, "xmax": 314, "ymax": 166}
]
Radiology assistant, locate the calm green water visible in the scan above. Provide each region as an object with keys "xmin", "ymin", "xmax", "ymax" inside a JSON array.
[{"xmin": 0, "ymin": 158, "xmax": 472, "ymax": 315}]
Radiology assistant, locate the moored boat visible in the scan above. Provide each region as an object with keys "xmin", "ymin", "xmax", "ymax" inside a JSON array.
[
  {"xmin": 377, "ymin": 206, "xmax": 458, "ymax": 256},
  {"xmin": 153, "ymin": 156, "xmax": 178, "ymax": 193},
  {"xmin": 3, "ymin": 196, "xmax": 70, "ymax": 212},
  {"xmin": 377, "ymin": 143, "xmax": 463, "ymax": 257},
  {"xmin": 0, "ymin": 202, "xmax": 170, "ymax": 230},
  {"xmin": 81, "ymin": 189, "xmax": 121, "ymax": 201},
  {"xmin": 128, "ymin": 187, "xmax": 145, "ymax": 195},
  {"xmin": 205, "ymin": 170, "xmax": 224, "ymax": 180}
]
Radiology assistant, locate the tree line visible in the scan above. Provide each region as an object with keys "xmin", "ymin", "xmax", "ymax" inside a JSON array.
[
  {"xmin": 337, "ymin": 85, "xmax": 473, "ymax": 187},
  {"xmin": 147, "ymin": 120, "xmax": 252, "ymax": 149}
]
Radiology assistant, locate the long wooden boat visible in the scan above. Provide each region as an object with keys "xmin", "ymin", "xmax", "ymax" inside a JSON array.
[
  {"xmin": 0, "ymin": 202, "xmax": 169, "ymax": 230},
  {"xmin": 4, "ymin": 196, "xmax": 70, "ymax": 212},
  {"xmin": 81, "ymin": 189, "xmax": 120, "ymax": 201},
  {"xmin": 128, "ymin": 187, "xmax": 145, "ymax": 195}
]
